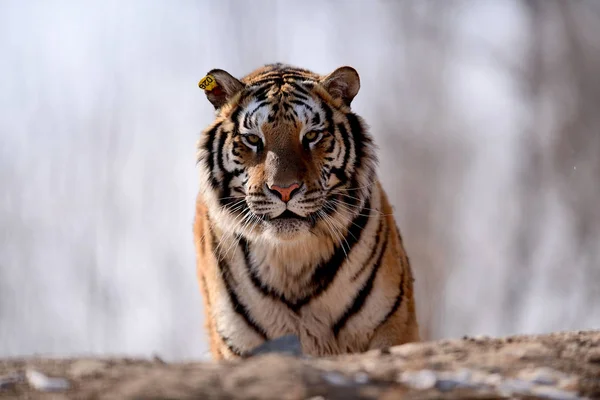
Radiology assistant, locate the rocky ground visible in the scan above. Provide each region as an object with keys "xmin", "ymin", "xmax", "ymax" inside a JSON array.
[{"xmin": 1, "ymin": 330, "xmax": 599, "ymax": 399}]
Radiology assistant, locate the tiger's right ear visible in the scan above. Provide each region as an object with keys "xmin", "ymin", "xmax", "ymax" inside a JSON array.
[{"xmin": 199, "ymin": 69, "xmax": 245, "ymax": 109}]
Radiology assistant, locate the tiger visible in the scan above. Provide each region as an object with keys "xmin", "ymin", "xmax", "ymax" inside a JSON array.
[{"xmin": 194, "ymin": 63, "xmax": 420, "ymax": 360}]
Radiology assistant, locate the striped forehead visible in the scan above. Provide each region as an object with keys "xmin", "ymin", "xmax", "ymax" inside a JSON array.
[{"xmin": 239, "ymin": 89, "xmax": 326, "ymax": 134}]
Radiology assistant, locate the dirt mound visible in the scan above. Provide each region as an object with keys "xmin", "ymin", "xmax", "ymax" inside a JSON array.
[{"xmin": 1, "ymin": 330, "xmax": 599, "ymax": 399}]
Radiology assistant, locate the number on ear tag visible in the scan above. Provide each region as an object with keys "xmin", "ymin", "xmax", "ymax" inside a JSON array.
[{"xmin": 198, "ymin": 75, "xmax": 218, "ymax": 91}]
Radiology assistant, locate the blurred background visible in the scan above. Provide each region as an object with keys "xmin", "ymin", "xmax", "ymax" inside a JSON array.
[{"xmin": 1, "ymin": 0, "xmax": 599, "ymax": 361}]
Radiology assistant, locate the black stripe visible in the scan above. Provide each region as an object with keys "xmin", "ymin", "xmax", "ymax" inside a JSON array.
[
  {"xmin": 217, "ymin": 328, "xmax": 246, "ymax": 357},
  {"xmin": 248, "ymin": 100, "xmax": 271, "ymax": 120},
  {"xmin": 219, "ymin": 175, "xmax": 234, "ymax": 207},
  {"xmin": 346, "ymin": 113, "xmax": 375, "ymax": 207},
  {"xmin": 321, "ymin": 100, "xmax": 334, "ymax": 132},
  {"xmin": 322, "ymin": 102, "xmax": 348, "ymax": 193},
  {"xmin": 267, "ymin": 103, "xmax": 280, "ymax": 122},
  {"xmin": 250, "ymin": 77, "xmax": 285, "ymax": 87},
  {"xmin": 351, "ymin": 214, "xmax": 384, "ymax": 281},
  {"xmin": 231, "ymin": 141, "xmax": 242, "ymax": 157},
  {"xmin": 312, "ymin": 112, "xmax": 321, "ymax": 126},
  {"xmin": 337, "ymin": 122, "xmax": 352, "ymax": 164},
  {"xmin": 298, "ymin": 195, "xmax": 323, "ymax": 204},
  {"xmin": 250, "ymin": 72, "xmax": 282, "ymax": 81},
  {"xmin": 292, "ymin": 92, "xmax": 310, "ymax": 102},
  {"xmin": 250, "ymin": 85, "xmax": 271, "ymax": 102},
  {"xmin": 337, "ymin": 122, "xmax": 352, "ymax": 183},
  {"xmin": 376, "ymin": 280, "xmax": 404, "ymax": 331},
  {"xmin": 210, "ymin": 224, "xmax": 269, "ymax": 340},
  {"xmin": 283, "ymin": 73, "xmax": 315, "ymax": 81},
  {"xmin": 288, "ymin": 82, "xmax": 312, "ymax": 97},
  {"xmin": 202, "ymin": 122, "xmax": 222, "ymax": 189},
  {"xmin": 332, "ymin": 220, "xmax": 389, "ymax": 337},
  {"xmin": 325, "ymin": 136, "xmax": 336, "ymax": 154},
  {"xmin": 335, "ymin": 121, "xmax": 359, "ymax": 206},
  {"xmin": 247, "ymin": 192, "xmax": 266, "ymax": 197},
  {"xmin": 282, "ymin": 101, "xmax": 294, "ymax": 114},
  {"xmin": 304, "ymin": 188, "xmax": 321, "ymax": 196},
  {"xmin": 327, "ymin": 168, "xmax": 348, "ymax": 192},
  {"xmin": 238, "ymin": 236, "xmax": 299, "ymax": 311},
  {"xmin": 230, "ymin": 106, "xmax": 243, "ymax": 136},
  {"xmin": 215, "ymin": 129, "xmax": 231, "ymax": 203},
  {"xmin": 243, "ymin": 113, "xmax": 252, "ymax": 130},
  {"xmin": 291, "ymin": 196, "xmax": 373, "ymax": 310},
  {"xmin": 252, "ymin": 71, "xmax": 312, "ymax": 81},
  {"xmin": 251, "ymin": 73, "xmax": 313, "ymax": 85},
  {"xmin": 215, "ymin": 130, "xmax": 228, "ymax": 174},
  {"xmin": 333, "ymin": 134, "xmax": 343, "ymax": 160},
  {"xmin": 346, "ymin": 113, "xmax": 371, "ymax": 172},
  {"xmin": 248, "ymin": 200, "xmax": 272, "ymax": 206},
  {"xmin": 290, "ymin": 99, "xmax": 312, "ymax": 110},
  {"xmin": 375, "ymin": 231, "xmax": 408, "ymax": 330},
  {"xmin": 218, "ymin": 160, "xmax": 243, "ymax": 195}
]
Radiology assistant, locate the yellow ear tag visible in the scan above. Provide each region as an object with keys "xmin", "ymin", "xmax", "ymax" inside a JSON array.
[{"xmin": 198, "ymin": 75, "xmax": 218, "ymax": 91}]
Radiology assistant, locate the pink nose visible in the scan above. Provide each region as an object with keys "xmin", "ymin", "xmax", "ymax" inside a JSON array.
[{"xmin": 268, "ymin": 183, "xmax": 300, "ymax": 203}]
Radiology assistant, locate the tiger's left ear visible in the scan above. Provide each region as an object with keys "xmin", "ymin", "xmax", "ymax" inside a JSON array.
[
  {"xmin": 199, "ymin": 69, "xmax": 245, "ymax": 110},
  {"xmin": 321, "ymin": 66, "xmax": 361, "ymax": 106}
]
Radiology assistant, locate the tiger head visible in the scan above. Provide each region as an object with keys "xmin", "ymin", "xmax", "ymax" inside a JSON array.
[{"xmin": 197, "ymin": 64, "xmax": 377, "ymax": 242}]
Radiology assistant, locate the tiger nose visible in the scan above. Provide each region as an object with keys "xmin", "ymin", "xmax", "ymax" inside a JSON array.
[{"xmin": 268, "ymin": 183, "xmax": 301, "ymax": 203}]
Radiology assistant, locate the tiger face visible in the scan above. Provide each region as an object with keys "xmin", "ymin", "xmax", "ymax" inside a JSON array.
[{"xmin": 198, "ymin": 64, "xmax": 377, "ymax": 242}]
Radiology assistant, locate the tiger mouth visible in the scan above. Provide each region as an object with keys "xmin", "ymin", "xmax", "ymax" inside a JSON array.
[{"xmin": 270, "ymin": 209, "xmax": 308, "ymax": 221}]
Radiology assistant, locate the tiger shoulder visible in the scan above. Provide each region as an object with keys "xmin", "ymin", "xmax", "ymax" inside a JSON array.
[{"xmin": 193, "ymin": 63, "xmax": 420, "ymax": 360}]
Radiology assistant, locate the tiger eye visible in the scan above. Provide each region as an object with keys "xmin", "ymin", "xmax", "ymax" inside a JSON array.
[
  {"xmin": 304, "ymin": 132, "xmax": 317, "ymax": 141},
  {"xmin": 245, "ymin": 134, "xmax": 261, "ymax": 144}
]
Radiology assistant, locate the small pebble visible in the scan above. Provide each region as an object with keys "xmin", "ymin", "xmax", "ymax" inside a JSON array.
[
  {"xmin": 25, "ymin": 369, "xmax": 70, "ymax": 392},
  {"xmin": 248, "ymin": 334, "xmax": 303, "ymax": 357},
  {"xmin": 531, "ymin": 386, "xmax": 581, "ymax": 400},
  {"xmin": 498, "ymin": 378, "xmax": 533, "ymax": 395},
  {"xmin": 399, "ymin": 370, "xmax": 437, "ymax": 390},
  {"xmin": 453, "ymin": 368, "xmax": 472, "ymax": 382},
  {"xmin": 518, "ymin": 367, "xmax": 561, "ymax": 385},
  {"xmin": 435, "ymin": 379, "xmax": 458, "ymax": 392},
  {"xmin": 322, "ymin": 371, "xmax": 349, "ymax": 386},
  {"xmin": 0, "ymin": 372, "xmax": 24, "ymax": 390},
  {"xmin": 354, "ymin": 372, "xmax": 369, "ymax": 384},
  {"xmin": 435, "ymin": 369, "xmax": 478, "ymax": 391},
  {"xmin": 483, "ymin": 373, "xmax": 504, "ymax": 386}
]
